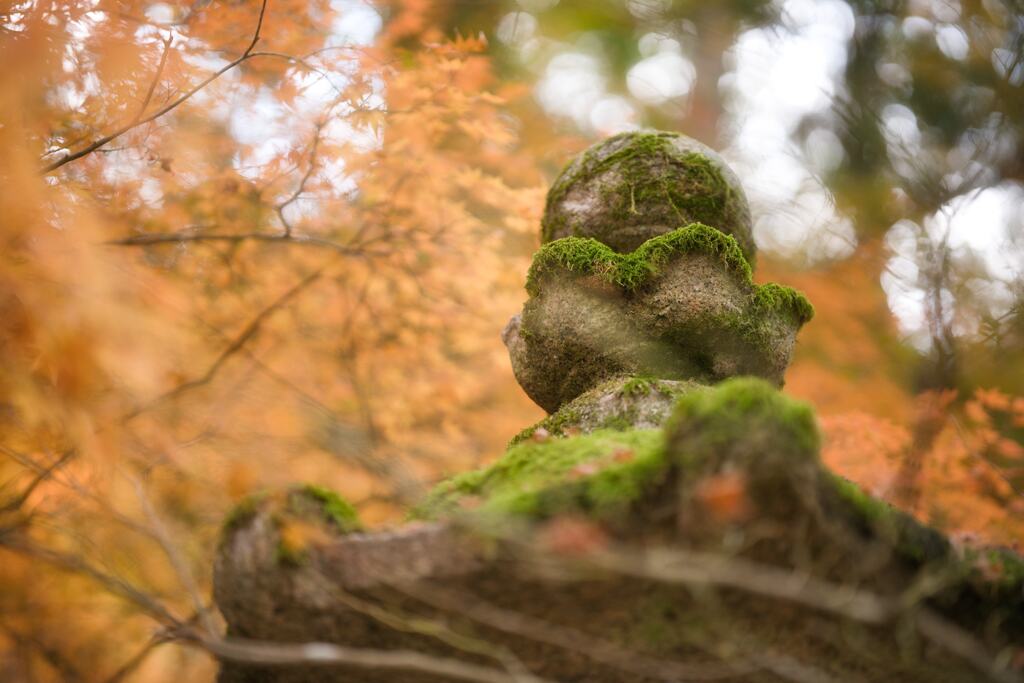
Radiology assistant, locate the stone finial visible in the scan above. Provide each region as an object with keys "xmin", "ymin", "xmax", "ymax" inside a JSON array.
[
  {"xmin": 542, "ymin": 131, "xmax": 755, "ymax": 264},
  {"xmin": 506, "ymin": 132, "xmax": 811, "ymax": 417}
]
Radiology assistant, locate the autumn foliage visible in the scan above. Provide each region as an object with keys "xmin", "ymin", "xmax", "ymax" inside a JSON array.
[{"xmin": 0, "ymin": 0, "xmax": 1021, "ymax": 681}]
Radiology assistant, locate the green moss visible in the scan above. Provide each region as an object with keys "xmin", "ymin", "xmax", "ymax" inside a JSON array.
[
  {"xmin": 527, "ymin": 223, "xmax": 751, "ymax": 296},
  {"xmin": 621, "ymin": 376, "xmax": 656, "ymax": 397},
  {"xmin": 291, "ymin": 484, "xmax": 361, "ymax": 533},
  {"xmin": 508, "ymin": 378, "xmax": 697, "ymax": 447},
  {"xmin": 274, "ymin": 542, "xmax": 307, "ymax": 568},
  {"xmin": 984, "ymin": 548, "xmax": 1024, "ymax": 585},
  {"xmin": 542, "ymin": 132, "xmax": 748, "ymax": 260},
  {"xmin": 414, "ymin": 429, "xmax": 666, "ymax": 521},
  {"xmin": 220, "ymin": 491, "xmax": 269, "ymax": 539},
  {"xmin": 508, "ymin": 407, "xmax": 582, "ymax": 447},
  {"xmin": 526, "ymin": 225, "xmax": 813, "ymax": 335},
  {"xmin": 422, "ymin": 381, "xmax": 822, "ymax": 525},
  {"xmin": 752, "ymin": 283, "xmax": 815, "ymax": 325},
  {"xmin": 271, "ymin": 486, "xmax": 362, "ymax": 568},
  {"xmin": 825, "ymin": 473, "xmax": 950, "ymax": 564},
  {"xmin": 828, "ymin": 475, "xmax": 891, "ymax": 524},
  {"xmin": 667, "ymin": 377, "xmax": 821, "ymax": 463}
]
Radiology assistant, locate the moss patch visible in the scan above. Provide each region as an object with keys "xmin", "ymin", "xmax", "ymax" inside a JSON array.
[
  {"xmin": 526, "ymin": 225, "xmax": 813, "ymax": 328},
  {"xmin": 272, "ymin": 486, "xmax": 362, "ymax": 567},
  {"xmin": 542, "ymin": 132, "xmax": 751, "ymax": 261},
  {"xmin": 424, "ymin": 380, "xmax": 822, "ymax": 524},
  {"xmin": 509, "ymin": 407, "xmax": 582, "ymax": 446},
  {"xmin": 621, "ymin": 376, "xmax": 657, "ymax": 397},
  {"xmin": 414, "ymin": 429, "xmax": 666, "ymax": 521},
  {"xmin": 751, "ymin": 282, "xmax": 815, "ymax": 325},
  {"xmin": 528, "ymin": 223, "xmax": 751, "ymax": 294},
  {"xmin": 293, "ymin": 484, "xmax": 361, "ymax": 532},
  {"xmin": 825, "ymin": 474, "xmax": 950, "ymax": 564},
  {"xmin": 508, "ymin": 377, "xmax": 698, "ymax": 447},
  {"xmin": 221, "ymin": 491, "xmax": 269, "ymax": 540},
  {"xmin": 667, "ymin": 377, "xmax": 821, "ymax": 463}
]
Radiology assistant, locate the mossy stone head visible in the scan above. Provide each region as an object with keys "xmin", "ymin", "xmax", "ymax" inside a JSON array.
[{"xmin": 542, "ymin": 131, "xmax": 756, "ymax": 266}]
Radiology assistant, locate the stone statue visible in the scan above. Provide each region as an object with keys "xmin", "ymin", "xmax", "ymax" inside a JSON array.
[{"xmin": 213, "ymin": 132, "xmax": 1023, "ymax": 683}]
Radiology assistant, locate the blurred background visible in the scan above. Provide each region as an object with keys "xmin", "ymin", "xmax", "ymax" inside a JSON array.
[{"xmin": 1, "ymin": 0, "xmax": 1023, "ymax": 680}]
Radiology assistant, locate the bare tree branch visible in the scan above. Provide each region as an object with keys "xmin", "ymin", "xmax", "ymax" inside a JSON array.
[
  {"xmin": 277, "ymin": 122, "xmax": 325, "ymax": 237},
  {"xmin": 105, "ymin": 230, "xmax": 373, "ymax": 256},
  {"xmin": 0, "ymin": 538, "xmax": 181, "ymax": 628},
  {"xmin": 132, "ymin": 34, "xmax": 174, "ymax": 126},
  {"xmin": 559, "ymin": 544, "xmax": 896, "ymax": 624},
  {"xmin": 131, "ymin": 476, "xmax": 218, "ymax": 636},
  {"xmin": 0, "ymin": 450, "xmax": 75, "ymax": 515},
  {"xmin": 124, "ymin": 267, "xmax": 324, "ymax": 420},
  {"xmin": 101, "ymin": 634, "xmax": 170, "ymax": 683},
  {"xmin": 915, "ymin": 608, "xmax": 1023, "ymax": 683},
  {"xmin": 42, "ymin": 0, "xmax": 269, "ymax": 174},
  {"xmin": 185, "ymin": 632, "xmax": 553, "ymax": 683}
]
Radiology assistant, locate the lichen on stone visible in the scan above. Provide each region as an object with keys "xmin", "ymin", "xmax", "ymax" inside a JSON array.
[
  {"xmin": 509, "ymin": 375, "xmax": 698, "ymax": 446},
  {"xmin": 542, "ymin": 131, "xmax": 756, "ymax": 264}
]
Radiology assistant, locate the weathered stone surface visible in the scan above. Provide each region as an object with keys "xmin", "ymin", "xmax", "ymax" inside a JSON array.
[
  {"xmin": 214, "ymin": 381, "xmax": 1024, "ymax": 683},
  {"xmin": 508, "ymin": 375, "xmax": 701, "ymax": 446},
  {"xmin": 542, "ymin": 131, "xmax": 755, "ymax": 264},
  {"xmin": 505, "ymin": 225, "xmax": 811, "ymax": 413}
]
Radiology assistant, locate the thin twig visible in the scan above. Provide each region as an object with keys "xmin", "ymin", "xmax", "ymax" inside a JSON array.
[
  {"xmin": 564, "ymin": 545, "xmax": 896, "ymax": 624},
  {"xmin": 915, "ymin": 608, "xmax": 1023, "ymax": 683},
  {"xmin": 186, "ymin": 632, "xmax": 552, "ymax": 683},
  {"xmin": 277, "ymin": 122, "xmax": 325, "ymax": 237},
  {"xmin": 131, "ymin": 34, "xmax": 174, "ymax": 126},
  {"xmin": 0, "ymin": 538, "xmax": 181, "ymax": 627},
  {"xmin": 101, "ymin": 634, "xmax": 170, "ymax": 683},
  {"xmin": 0, "ymin": 450, "xmax": 75, "ymax": 514},
  {"xmin": 105, "ymin": 230, "xmax": 371, "ymax": 256},
  {"xmin": 123, "ymin": 267, "xmax": 323, "ymax": 420},
  {"xmin": 42, "ymin": 0, "xmax": 269, "ymax": 173},
  {"xmin": 131, "ymin": 476, "xmax": 218, "ymax": 636},
  {"xmin": 310, "ymin": 575, "xmax": 531, "ymax": 680}
]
